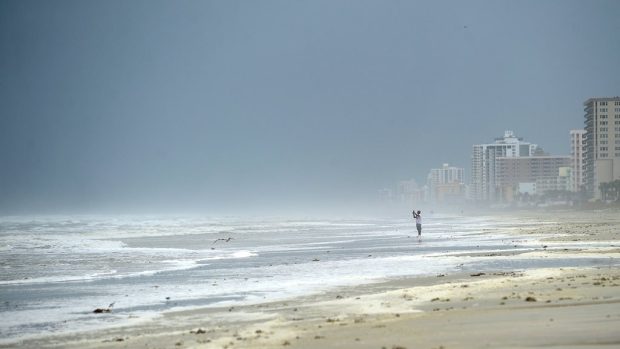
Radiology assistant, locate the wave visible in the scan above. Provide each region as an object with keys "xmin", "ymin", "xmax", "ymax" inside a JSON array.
[{"xmin": 0, "ymin": 249, "xmax": 258, "ymax": 286}]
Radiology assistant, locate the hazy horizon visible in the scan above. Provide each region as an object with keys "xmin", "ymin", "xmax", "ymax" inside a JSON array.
[{"xmin": 1, "ymin": 0, "xmax": 620, "ymax": 215}]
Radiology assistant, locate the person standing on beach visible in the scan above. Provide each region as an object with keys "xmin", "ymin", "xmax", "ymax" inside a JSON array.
[{"xmin": 412, "ymin": 210, "xmax": 422, "ymax": 239}]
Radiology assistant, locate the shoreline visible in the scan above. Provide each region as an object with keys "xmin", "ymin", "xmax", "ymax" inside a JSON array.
[
  {"xmin": 15, "ymin": 266, "xmax": 619, "ymax": 349},
  {"xmin": 4, "ymin": 209, "xmax": 620, "ymax": 349}
]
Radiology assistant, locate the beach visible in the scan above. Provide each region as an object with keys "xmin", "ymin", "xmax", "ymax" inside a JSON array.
[{"xmin": 2, "ymin": 209, "xmax": 620, "ymax": 349}]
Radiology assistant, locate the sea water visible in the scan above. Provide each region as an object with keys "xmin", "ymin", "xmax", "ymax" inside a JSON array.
[{"xmin": 0, "ymin": 214, "xmax": 617, "ymax": 343}]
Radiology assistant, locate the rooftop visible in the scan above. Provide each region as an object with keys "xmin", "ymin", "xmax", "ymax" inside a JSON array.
[{"xmin": 583, "ymin": 96, "xmax": 620, "ymax": 105}]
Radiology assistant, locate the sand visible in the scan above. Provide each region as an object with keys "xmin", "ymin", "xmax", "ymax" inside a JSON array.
[{"xmin": 6, "ymin": 209, "xmax": 620, "ymax": 349}]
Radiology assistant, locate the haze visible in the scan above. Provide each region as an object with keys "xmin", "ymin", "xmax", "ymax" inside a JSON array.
[{"xmin": 1, "ymin": 0, "xmax": 619, "ymax": 215}]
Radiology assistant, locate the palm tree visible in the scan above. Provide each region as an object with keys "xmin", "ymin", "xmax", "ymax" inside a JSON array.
[{"xmin": 599, "ymin": 182, "xmax": 610, "ymax": 201}]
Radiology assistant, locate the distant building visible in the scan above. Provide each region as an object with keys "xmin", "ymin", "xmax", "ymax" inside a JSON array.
[
  {"xmin": 471, "ymin": 131, "xmax": 538, "ymax": 202},
  {"xmin": 583, "ymin": 97, "xmax": 620, "ymax": 199},
  {"xmin": 518, "ymin": 182, "xmax": 536, "ymax": 196},
  {"xmin": 497, "ymin": 155, "xmax": 571, "ymax": 200},
  {"xmin": 426, "ymin": 163, "xmax": 465, "ymax": 204},
  {"xmin": 397, "ymin": 179, "xmax": 423, "ymax": 205},
  {"xmin": 535, "ymin": 167, "xmax": 574, "ymax": 194},
  {"xmin": 378, "ymin": 188, "xmax": 394, "ymax": 203},
  {"xmin": 570, "ymin": 129, "xmax": 586, "ymax": 192},
  {"xmin": 380, "ymin": 179, "xmax": 424, "ymax": 206},
  {"xmin": 433, "ymin": 182, "xmax": 466, "ymax": 204}
]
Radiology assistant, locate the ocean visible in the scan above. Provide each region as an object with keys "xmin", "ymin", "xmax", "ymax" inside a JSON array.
[{"xmin": 0, "ymin": 213, "xmax": 616, "ymax": 344}]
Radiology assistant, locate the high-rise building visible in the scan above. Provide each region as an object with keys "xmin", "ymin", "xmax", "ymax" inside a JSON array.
[
  {"xmin": 471, "ymin": 131, "xmax": 537, "ymax": 202},
  {"xmin": 496, "ymin": 155, "xmax": 571, "ymax": 201},
  {"xmin": 535, "ymin": 167, "xmax": 573, "ymax": 194},
  {"xmin": 379, "ymin": 179, "xmax": 424, "ymax": 205},
  {"xmin": 426, "ymin": 163, "xmax": 464, "ymax": 204},
  {"xmin": 396, "ymin": 179, "xmax": 422, "ymax": 204},
  {"xmin": 583, "ymin": 97, "xmax": 620, "ymax": 199},
  {"xmin": 570, "ymin": 129, "xmax": 586, "ymax": 192}
]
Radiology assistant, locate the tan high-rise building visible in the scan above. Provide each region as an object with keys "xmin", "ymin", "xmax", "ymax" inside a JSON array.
[
  {"xmin": 583, "ymin": 97, "xmax": 620, "ymax": 199},
  {"xmin": 570, "ymin": 129, "xmax": 585, "ymax": 192},
  {"xmin": 497, "ymin": 155, "xmax": 571, "ymax": 189},
  {"xmin": 496, "ymin": 155, "xmax": 571, "ymax": 201}
]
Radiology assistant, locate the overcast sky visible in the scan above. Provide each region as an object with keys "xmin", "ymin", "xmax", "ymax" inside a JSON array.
[{"xmin": 1, "ymin": 0, "xmax": 619, "ymax": 214}]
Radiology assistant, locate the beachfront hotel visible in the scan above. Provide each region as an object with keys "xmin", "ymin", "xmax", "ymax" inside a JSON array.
[
  {"xmin": 583, "ymin": 97, "xmax": 620, "ymax": 199},
  {"xmin": 570, "ymin": 129, "xmax": 586, "ymax": 192},
  {"xmin": 496, "ymin": 155, "xmax": 572, "ymax": 201},
  {"xmin": 470, "ymin": 131, "xmax": 538, "ymax": 202}
]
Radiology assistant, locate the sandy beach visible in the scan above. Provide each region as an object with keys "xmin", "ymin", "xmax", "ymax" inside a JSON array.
[{"xmin": 6, "ymin": 209, "xmax": 620, "ymax": 349}]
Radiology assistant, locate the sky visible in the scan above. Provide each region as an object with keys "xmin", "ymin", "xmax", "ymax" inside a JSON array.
[{"xmin": 1, "ymin": 0, "xmax": 619, "ymax": 215}]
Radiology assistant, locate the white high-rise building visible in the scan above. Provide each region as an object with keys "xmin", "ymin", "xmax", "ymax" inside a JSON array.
[
  {"xmin": 471, "ymin": 131, "xmax": 537, "ymax": 202},
  {"xmin": 426, "ymin": 163, "xmax": 464, "ymax": 203},
  {"xmin": 570, "ymin": 129, "xmax": 586, "ymax": 192},
  {"xmin": 583, "ymin": 97, "xmax": 620, "ymax": 198}
]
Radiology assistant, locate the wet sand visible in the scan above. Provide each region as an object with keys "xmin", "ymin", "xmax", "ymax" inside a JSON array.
[{"xmin": 7, "ymin": 209, "xmax": 620, "ymax": 349}]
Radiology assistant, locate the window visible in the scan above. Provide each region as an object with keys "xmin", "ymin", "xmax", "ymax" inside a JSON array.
[
  {"xmin": 600, "ymin": 127, "xmax": 608, "ymax": 132},
  {"xmin": 600, "ymin": 115, "xmax": 608, "ymax": 119},
  {"xmin": 601, "ymin": 140, "xmax": 608, "ymax": 145},
  {"xmin": 615, "ymin": 101, "xmax": 620, "ymax": 105},
  {"xmin": 601, "ymin": 153, "xmax": 608, "ymax": 157},
  {"xmin": 601, "ymin": 134, "xmax": 608, "ymax": 138},
  {"xmin": 600, "ymin": 121, "xmax": 608, "ymax": 125},
  {"xmin": 601, "ymin": 101, "xmax": 608, "ymax": 106},
  {"xmin": 600, "ymin": 147, "xmax": 608, "ymax": 151}
]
